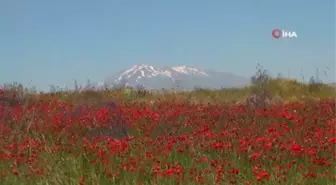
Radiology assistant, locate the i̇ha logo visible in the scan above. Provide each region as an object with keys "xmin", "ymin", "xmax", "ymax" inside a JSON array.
[{"xmin": 272, "ymin": 29, "xmax": 298, "ymax": 39}]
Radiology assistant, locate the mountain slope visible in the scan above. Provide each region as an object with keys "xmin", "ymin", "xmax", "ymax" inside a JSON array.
[{"xmin": 99, "ymin": 64, "xmax": 250, "ymax": 90}]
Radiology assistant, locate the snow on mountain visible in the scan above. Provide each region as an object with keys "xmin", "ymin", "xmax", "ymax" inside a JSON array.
[
  {"xmin": 171, "ymin": 65, "xmax": 209, "ymax": 76},
  {"xmin": 115, "ymin": 64, "xmax": 175, "ymax": 83},
  {"xmin": 100, "ymin": 64, "xmax": 250, "ymax": 90}
]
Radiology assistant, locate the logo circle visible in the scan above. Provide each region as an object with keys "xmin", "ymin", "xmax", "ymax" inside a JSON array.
[{"xmin": 272, "ymin": 29, "xmax": 282, "ymax": 39}]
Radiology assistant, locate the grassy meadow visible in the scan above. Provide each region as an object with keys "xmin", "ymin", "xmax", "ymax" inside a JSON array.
[{"xmin": 0, "ymin": 77, "xmax": 335, "ymax": 185}]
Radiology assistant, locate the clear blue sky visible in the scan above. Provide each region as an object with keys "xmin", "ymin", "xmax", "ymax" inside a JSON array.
[{"xmin": 0, "ymin": 0, "xmax": 335, "ymax": 91}]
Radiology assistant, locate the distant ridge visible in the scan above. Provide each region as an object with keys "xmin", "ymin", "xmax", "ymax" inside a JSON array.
[{"xmin": 97, "ymin": 64, "xmax": 250, "ymax": 90}]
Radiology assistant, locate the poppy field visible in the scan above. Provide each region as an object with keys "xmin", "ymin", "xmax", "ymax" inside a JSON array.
[{"xmin": 0, "ymin": 90, "xmax": 335, "ymax": 185}]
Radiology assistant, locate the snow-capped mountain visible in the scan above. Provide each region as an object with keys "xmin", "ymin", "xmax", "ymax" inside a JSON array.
[{"xmin": 98, "ymin": 64, "xmax": 250, "ymax": 90}]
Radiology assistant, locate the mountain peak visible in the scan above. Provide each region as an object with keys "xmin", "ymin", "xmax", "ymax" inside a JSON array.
[
  {"xmin": 115, "ymin": 64, "xmax": 173, "ymax": 83},
  {"xmin": 100, "ymin": 64, "xmax": 250, "ymax": 90},
  {"xmin": 129, "ymin": 64, "xmax": 155, "ymax": 71}
]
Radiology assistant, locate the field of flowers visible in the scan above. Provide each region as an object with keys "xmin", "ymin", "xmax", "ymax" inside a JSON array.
[{"xmin": 0, "ymin": 89, "xmax": 335, "ymax": 184}]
